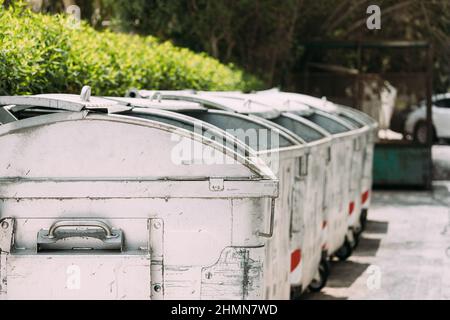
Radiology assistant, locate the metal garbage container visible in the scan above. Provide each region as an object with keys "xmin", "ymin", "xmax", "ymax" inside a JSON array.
[
  {"xmin": 130, "ymin": 90, "xmax": 331, "ymax": 296},
  {"xmin": 200, "ymin": 91, "xmax": 364, "ymax": 260},
  {"xmin": 332, "ymin": 104, "xmax": 378, "ymax": 230},
  {"xmin": 0, "ymin": 91, "xmax": 278, "ymax": 300},
  {"xmin": 109, "ymin": 95, "xmax": 305, "ymax": 299},
  {"xmin": 256, "ymin": 90, "xmax": 376, "ymax": 236}
]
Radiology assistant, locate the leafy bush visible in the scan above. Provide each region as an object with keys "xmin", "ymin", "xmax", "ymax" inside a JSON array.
[{"xmin": 0, "ymin": 5, "xmax": 262, "ymax": 95}]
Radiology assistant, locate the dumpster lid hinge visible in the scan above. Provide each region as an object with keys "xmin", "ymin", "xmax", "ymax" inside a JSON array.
[{"xmin": 209, "ymin": 178, "xmax": 224, "ymax": 191}]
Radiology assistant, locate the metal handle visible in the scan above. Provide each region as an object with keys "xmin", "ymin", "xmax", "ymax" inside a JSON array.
[
  {"xmin": 46, "ymin": 220, "xmax": 117, "ymax": 239},
  {"xmin": 37, "ymin": 220, "xmax": 123, "ymax": 252},
  {"xmin": 151, "ymin": 92, "xmax": 162, "ymax": 102},
  {"xmin": 257, "ymin": 198, "xmax": 276, "ymax": 238},
  {"xmin": 80, "ymin": 85, "xmax": 91, "ymax": 102},
  {"xmin": 243, "ymin": 99, "xmax": 252, "ymax": 110}
]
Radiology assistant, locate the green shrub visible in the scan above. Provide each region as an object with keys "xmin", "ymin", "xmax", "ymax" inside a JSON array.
[{"xmin": 0, "ymin": 5, "xmax": 262, "ymax": 96}]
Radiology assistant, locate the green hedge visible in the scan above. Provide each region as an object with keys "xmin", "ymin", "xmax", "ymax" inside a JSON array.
[{"xmin": 0, "ymin": 6, "xmax": 261, "ymax": 96}]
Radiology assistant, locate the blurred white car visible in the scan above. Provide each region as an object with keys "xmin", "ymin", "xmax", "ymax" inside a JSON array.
[{"xmin": 404, "ymin": 93, "xmax": 450, "ymax": 144}]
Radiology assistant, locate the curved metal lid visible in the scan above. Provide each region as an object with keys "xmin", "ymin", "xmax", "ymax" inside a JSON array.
[
  {"xmin": 0, "ymin": 87, "xmax": 129, "ymax": 114},
  {"xmin": 104, "ymin": 96, "xmax": 207, "ymax": 112},
  {"xmin": 119, "ymin": 107, "xmax": 258, "ymax": 159},
  {"xmin": 200, "ymin": 91, "xmax": 313, "ymax": 114},
  {"xmin": 0, "ymin": 111, "xmax": 276, "ymax": 181},
  {"xmin": 255, "ymin": 89, "xmax": 375, "ymax": 130},
  {"xmin": 136, "ymin": 90, "xmax": 281, "ymax": 119},
  {"xmin": 256, "ymin": 89, "xmax": 377, "ymax": 126}
]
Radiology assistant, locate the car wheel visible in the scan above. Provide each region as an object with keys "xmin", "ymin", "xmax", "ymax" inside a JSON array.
[{"xmin": 414, "ymin": 122, "xmax": 435, "ymax": 144}]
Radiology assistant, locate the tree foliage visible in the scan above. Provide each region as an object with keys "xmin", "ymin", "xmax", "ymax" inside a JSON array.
[
  {"xmin": 0, "ymin": 3, "xmax": 261, "ymax": 95},
  {"xmin": 5, "ymin": 0, "xmax": 450, "ymax": 92},
  {"xmin": 103, "ymin": 0, "xmax": 450, "ymax": 92}
]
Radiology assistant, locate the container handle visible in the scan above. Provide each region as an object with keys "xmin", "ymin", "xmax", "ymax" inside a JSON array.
[
  {"xmin": 46, "ymin": 220, "xmax": 117, "ymax": 239},
  {"xmin": 37, "ymin": 220, "xmax": 123, "ymax": 252},
  {"xmin": 151, "ymin": 92, "xmax": 162, "ymax": 102}
]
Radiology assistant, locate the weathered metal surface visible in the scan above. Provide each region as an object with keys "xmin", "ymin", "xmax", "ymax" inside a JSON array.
[
  {"xmin": 201, "ymin": 246, "xmax": 265, "ymax": 300},
  {"xmin": 136, "ymin": 90, "xmax": 281, "ymax": 119},
  {"xmin": 105, "ymin": 96, "xmax": 208, "ymax": 112},
  {"xmin": 4, "ymin": 251, "xmax": 151, "ymax": 300},
  {"xmin": 0, "ymin": 98, "xmax": 278, "ymax": 300},
  {"xmin": 133, "ymin": 91, "xmax": 330, "ymax": 295},
  {"xmin": 0, "ymin": 113, "xmax": 264, "ymax": 179},
  {"xmin": 269, "ymin": 113, "xmax": 330, "ymax": 289},
  {"xmin": 113, "ymin": 96, "xmax": 306, "ymax": 299},
  {"xmin": 256, "ymin": 90, "xmax": 376, "ymax": 247}
]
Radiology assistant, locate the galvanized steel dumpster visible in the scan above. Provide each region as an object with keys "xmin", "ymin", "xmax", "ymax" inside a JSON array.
[
  {"xmin": 204, "ymin": 92, "xmax": 368, "ymax": 262},
  {"xmin": 132, "ymin": 90, "xmax": 330, "ymax": 296},
  {"xmin": 256, "ymin": 90, "xmax": 375, "ymax": 236},
  {"xmin": 110, "ymin": 95, "xmax": 304, "ymax": 299},
  {"xmin": 333, "ymin": 103, "xmax": 378, "ymax": 228},
  {"xmin": 0, "ymin": 93, "xmax": 278, "ymax": 300},
  {"xmin": 192, "ymin": 93, "xmax": 333, "ymax": 293}
]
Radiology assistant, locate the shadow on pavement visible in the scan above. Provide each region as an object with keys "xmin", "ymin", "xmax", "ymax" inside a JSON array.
[
  {"xmin": 325, "ymin": 260, "xmax": 370, "ymax": 288},
  {"xmin": 364, "ymin": 220, "xmax": 389, "ymax": 234},
  {"xmin": 353, "ymin": 237, "xmax": 382, "ymax": 257},
  {"xmin": 301, "ymin": 218, "xmax": 387, "ymax": 299},
  {"xmin": 300, "ymin": 291, "xmax": 348, "ymax": 300}
]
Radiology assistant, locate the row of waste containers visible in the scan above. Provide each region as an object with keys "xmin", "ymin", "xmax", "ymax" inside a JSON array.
[{"xmin": 0, "ymin": 87, "xmax": 377, "ymax": 300}]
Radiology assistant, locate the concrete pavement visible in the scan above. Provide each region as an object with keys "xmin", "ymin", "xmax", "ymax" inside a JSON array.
[{"xmin": 303, "ymin": 182, "xmax": 450, "ymax": 300}]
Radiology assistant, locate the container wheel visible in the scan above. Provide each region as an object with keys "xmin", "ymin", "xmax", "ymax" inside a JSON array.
[
  {"xmin": 335, "ymin": 238, "xmax": 353, "ymax": 261},
  {"xmin": 360, "ymin": 208, "xmax": 368, "ymax": 231},
  {"xmin": 352, "ymin": 229, "xmax": 361, "ymax": 249},
  {"xmin": 308, "ymin": 258, "xmax": 329, "ymax": 292},
  {"xmin": 290, "ymin": 285, "xmax": 303, "ymax": 300}
]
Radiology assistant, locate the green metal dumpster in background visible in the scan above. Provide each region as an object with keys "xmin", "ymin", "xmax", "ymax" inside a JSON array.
[
  {"xmin": 297, "ymin": 40, "xmax": 434, "ymax": 190},
  {"xmin": 373, "ymin": 144, "xmax": 432, "ymax": 189}
]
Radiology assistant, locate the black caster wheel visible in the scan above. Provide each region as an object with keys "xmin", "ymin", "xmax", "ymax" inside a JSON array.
[
  {"xmin": 308, "ymin": 258, "xmax": 329, "ymax": 293},
  {"xmin": 335, "ymin": 238, "xmax": 353, "ymax": 261},
  {"xmin": 352, "ymin": 228, "xmax": 362, "ymax": 249},
  {"xmin": 290, "ymin": 285, "xmax": 303, "ymax": 300},
  {"xmin": 360, "ymin": 208, "xmax": 368, "ymax": 231}
]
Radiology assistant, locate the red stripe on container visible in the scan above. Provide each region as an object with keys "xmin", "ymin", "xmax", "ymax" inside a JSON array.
[
  {"xmin": 291, "ymin": 249, "xmax": 301, "ymax": 272},
  {"xmin": 349, "ymin": 201, "xmax": 355, "ymax": 215},
  {"xmin": 361, "ymin": 190, "xmax": 370, "ymax": 204}
]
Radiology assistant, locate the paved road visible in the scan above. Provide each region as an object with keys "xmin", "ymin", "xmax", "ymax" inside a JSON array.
[
  {"xmin": 302, "ymin": 182, "xmax": 450, "ymax": 300},
  {"xmin": 433, "ymin": 145, "xmax": 450, "ymax": 180}
]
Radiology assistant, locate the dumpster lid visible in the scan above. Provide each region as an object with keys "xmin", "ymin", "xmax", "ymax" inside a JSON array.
[
  {"xmin": 184, "ymin": 109, "xmax": 301, "ymax": 150},
  {"xmin": 0, "ymin": 86, "xmax": 130, "ymax": 114},
  {"xmin": 104, "ymin": 96, "xmax": 207, "ymax": 112},
  {"xmin": 256, "ymin": 89, "xmax": 338, "ymax": 110},
  {"xmin": 0, "ymin": 111, "xmax": 277, "ymax": 181},
  {"xmin": 256, "ymin": 89, "xmax": 364, "ymax": 116},
  {"xmin": 119, "ymin": 107, "xmax": 257, "ymax": 158},
  {"xmin": 256, "ymin": 89, "xmax": 364, "ymax": 131},
  {"xmin": 200, "ymin": 91, "xmax": 314, "ymax": 115},
  {"xmin": 272, "ymin": 112, "xmax": 331, "ymax": 143},
  {"xmin": 136, "ymin": 90, "xmax": 281, "ymax": 119}
]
